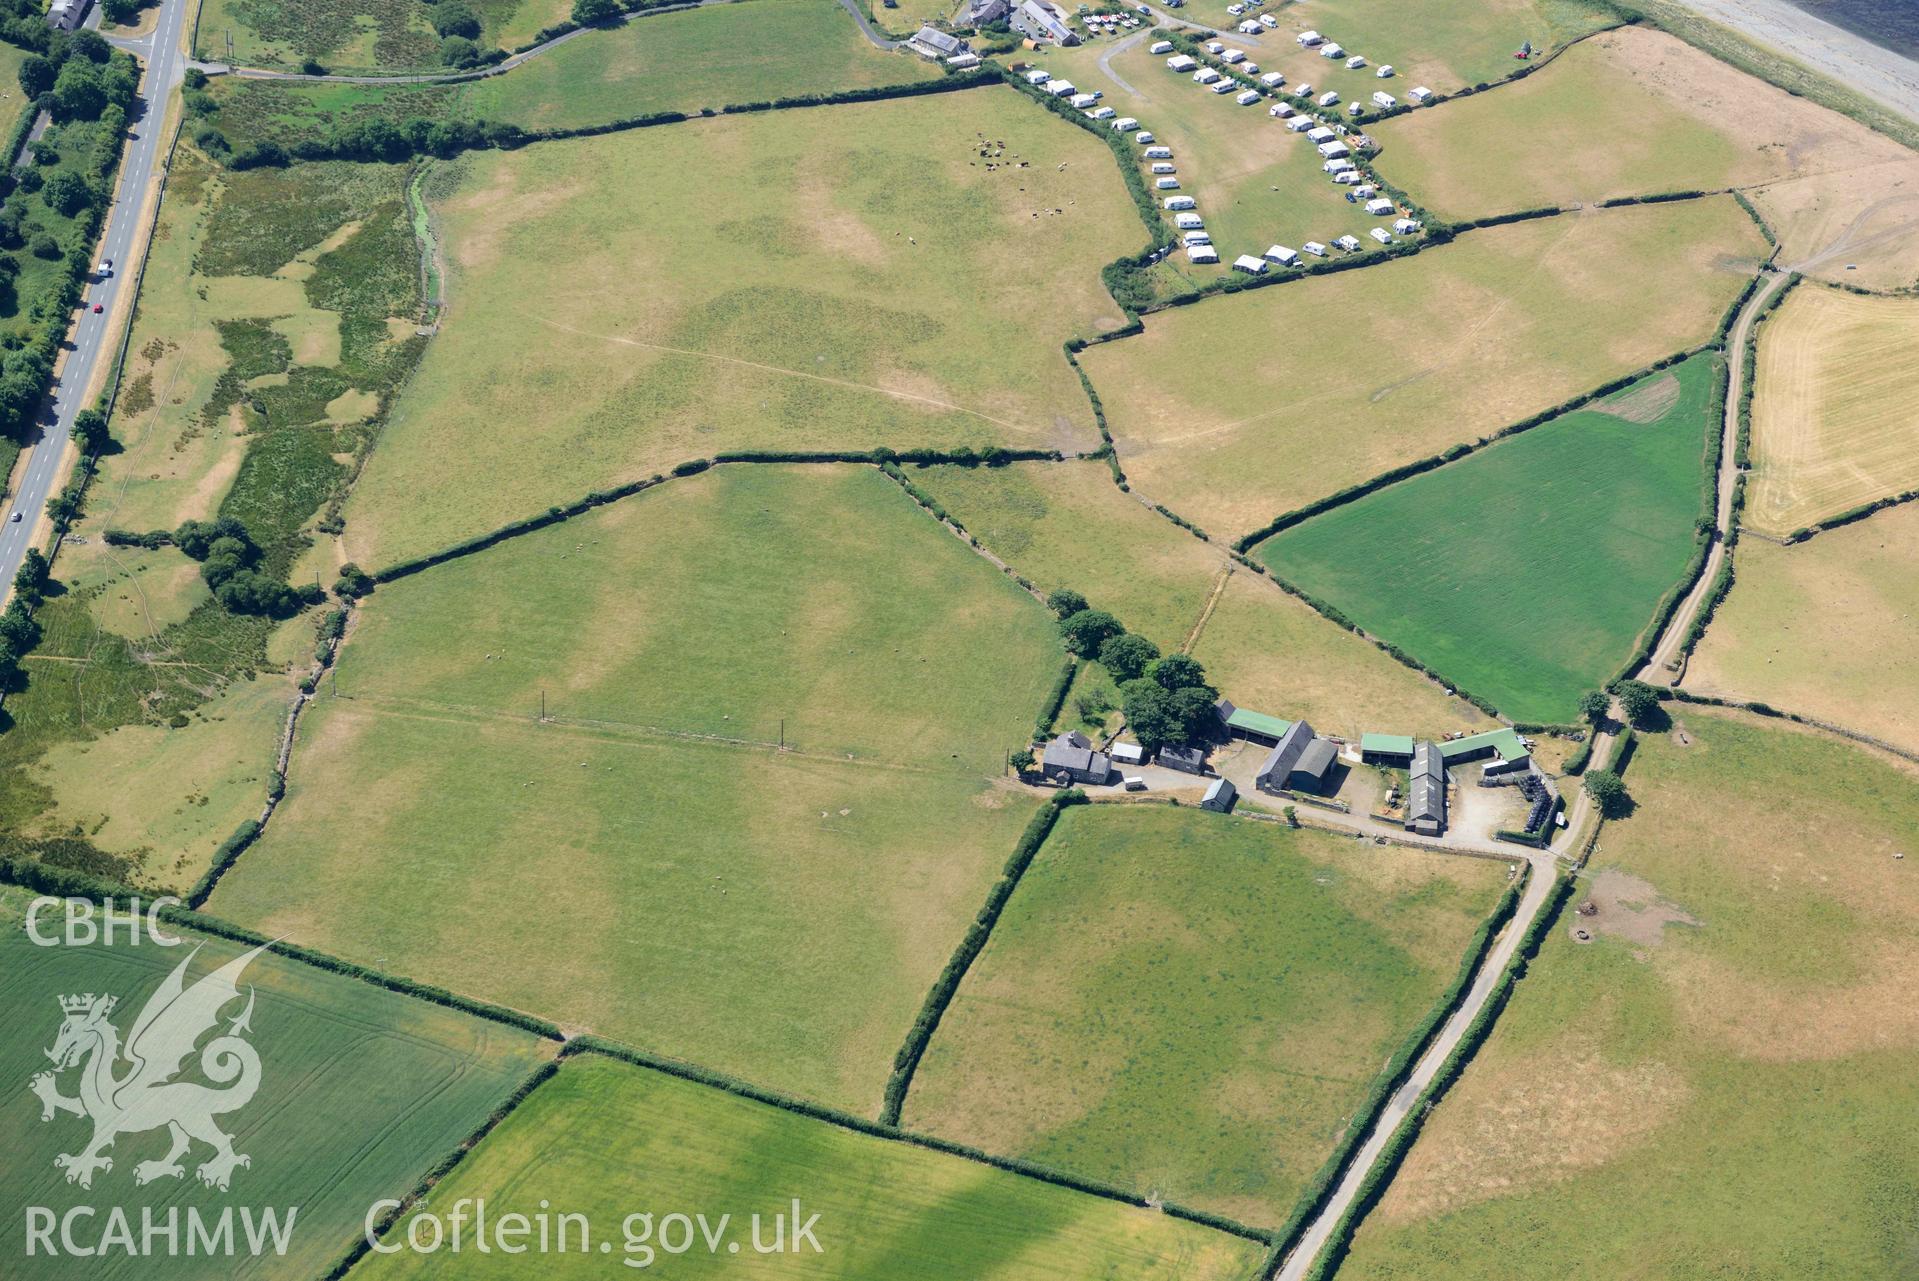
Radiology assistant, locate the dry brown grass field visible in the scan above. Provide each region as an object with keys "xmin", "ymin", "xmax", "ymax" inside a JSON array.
[
  {"xmin": 341, "ymin": 88, "xmax": 1143, "ymax": 570},
  {"xmin": 1688, "ymin": 502, "xmax": 1919, "ymax": 756},
  {"xmin": 1337, "ymin": 709, "xmax": 1919, "ymax": 1278},
  {"xmin": 1744, "ymin": 286, "xmax": 1919, "ymax": 537},
  {"xmin": 1078, "ymin": 199, "xmax": 1764, "ymax": 540}
]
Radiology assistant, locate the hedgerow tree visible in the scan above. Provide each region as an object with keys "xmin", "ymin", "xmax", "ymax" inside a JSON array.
[
  {"xmin": 1058, "ymin": 608, "xmax": 1122, "ymax": 658},
  {"xmin": 1118, "ymin": 678, "xmax": 1177, "ymax": 752},
  {"xmin": 572, "ymin": 0, "xmax": 619, "ymax": 23},
  {"xmin": 1098, "ymin": 632, "xmax": 1158, "ymax": 681},
  {"xmin": 1613, "ymin": 679, "xmax": 1662, "ymax": 729},
  {"xmin": 1045, "ymin": 588, "xmax": 1087, "ymax": 618},
  {"xmin": 1147, "ymin": 652, "xmax": 1210, "ymax": 695},
  {"xmin": 1578, "ymin": 689, "xmax": 1610, "ymax": 724},
  {"xmin": 1583, "ymin": 768, "xmax": 1628, "ymax": 816}
]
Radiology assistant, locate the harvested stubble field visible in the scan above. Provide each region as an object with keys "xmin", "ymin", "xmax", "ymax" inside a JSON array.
[
  {"xmin": 1371, "ymin": 24, "xmax": 1919, "ymax": 285},
  {"xmin": 1260, "ymin": 355, "xmax": 1721, "ymax": 723},
  {"xmin": 343, "ymin": 88, "xmax": 1141, "ymax": 568},
  {"xmin": 903, "ymin": 804, "xmax": 1512, "ymax": 1227},
  {"xmin": 359, "ymin": 1052, "xmax": 1265, "ymax": 1280},
  {"xmin": 1688, "ymin": 502, "xmax": 1919, "ymax": 757},
  {"xmin": 1743, "ymin": 286, "xmax": 1919, "ymax": 538},
  {"xmin": 0, "ymin": 888, "xmax": 553, "ymax": 1281},
  {"xmin": 1336, "ymin": 710, "xmax": 1919, "ymax": 1279},
  {"xmin": 907, "ymin": 461, "xmax": 1495, "ymax": 738},
  {"xmin": 1079, "ymin": 198, "xmax": 1762, "ymax": 542},
  {"xmin": 211, "ymin": 465, "xmax": 1064, "ymax": 1111}
]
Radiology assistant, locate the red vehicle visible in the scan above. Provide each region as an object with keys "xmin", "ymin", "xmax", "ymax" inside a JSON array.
[{"xmin": 92, "ymin": 303, "xmax": 103, "ymax": 313}]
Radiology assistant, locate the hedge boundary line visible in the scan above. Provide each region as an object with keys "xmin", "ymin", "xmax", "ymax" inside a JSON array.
[
  {"xmin": 1259, "ymin": 866, "xmax": 1526, "ymax": 1274},
  {"xmin": 567, "ymin": 1030, "xmax": 1272, "ymax": 1244},
  {"xmin": 1782, "ymin": 488, "xmax": 1919, "ymax": 544},
  {"xmin": 370, "ymin": 449, "xmax": 1064, "ymax": 583},
  {"xmin": 1656, "ymin": 687, "xmax": 1919, "ymax": 767},
  {"xmin": 1032, "ymin": 654, "xmax": 1078, "ymax": 739},
  {"xmin": 1231, "ymin": 343, "xmax": 1710, "ymax": 553},
  {"xmin": 881, "ymin": 791, "xmax": 1079, "ymax": 1124},
  {"xmin": 321, "ymin": 1056, "xmax": 565, "ymax": 1281},
  {"xmin": 1299, "ymin": 869, "xmax": 1578, "ymax": 1281},
  {"xmin": 0, "ymin": 860, "xmax": 570, "ymax": 1038}
]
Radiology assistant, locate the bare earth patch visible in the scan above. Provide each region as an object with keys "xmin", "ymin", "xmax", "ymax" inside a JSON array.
[
  {"xmin": 1578, "ymin": 868, "xmax": 1700, "ymax": 950},
  {"xmin": 1592, "ymin": 372, "xmax": 1680, "ymax": 424}
]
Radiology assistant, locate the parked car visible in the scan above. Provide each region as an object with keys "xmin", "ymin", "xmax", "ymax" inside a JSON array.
[{"xmin": 92, "ymin": 303, "xmax": 103, "ymax": 313}]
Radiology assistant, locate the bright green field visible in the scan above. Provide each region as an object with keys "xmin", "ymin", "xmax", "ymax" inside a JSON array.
[
  {"xmin": 0, "ymin": 889, "xmax": 551, "ymax": 1279},
  {"xmin": 359, "ymin": 1052, "xmax": 1265, "ymax": 1279},
  {"xmin": 0, "ymin": 45, "xmax": 29, "ymax": 147},
  {"xmin": 1259, "ymin": 354, "xmax": 1720, "ymax": 722},
  {"xmin": 1337, "ymin": 710, "xmax": 1919, "ymax": 1278},
  {"xmin": 461, "ymin": 0, "xmax": 940, "ymax": 132},
  {"xmin": 344, "ymin": 88, "xmax": 1139, "ymax": 568},
  {"xmin": 904, "ymin": 806, "xmax": 1511, "ymax": 1227},
  {"xmin": 211, "ymin": 465, "xmax": 1061, "ymax": 1113}
]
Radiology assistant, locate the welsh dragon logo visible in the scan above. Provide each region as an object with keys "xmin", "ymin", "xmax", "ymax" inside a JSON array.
[{"xmin": 29, "ymin": 943, "xmax": 269, "ymax": 1192}]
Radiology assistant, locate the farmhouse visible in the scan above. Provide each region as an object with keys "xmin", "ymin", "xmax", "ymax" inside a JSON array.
[
  {"xmin": 962, "ymin": 0, "xmax": 1012, "ymax": 23},
  {"xmin": 1407, "ymin": 740, "xmax": 1447, "ymax": 835},
  {"xmin": 1200, "ymin": 777, "xmax": 1237, "ymax": 813},
  {"xmin": 1013, "ymin": 0, "xmax": 1079, "ymax": 45},
  {"xmin": 908, "ymin": 27, "xmax": 968, "ymax": 59},
  {"xmin": 1042, "ymin": 731, "xmax": 1115, "ymax": 785},
  {"xmin": 45, "ymin": 0, "xmax": 90, "ymax": 28},
  {"xmin": 1255, "ymin": 720, "xmax": 1338, "ymax": 795},
  {"xmin": 1156, "ymin": 744, "xmax": 1209, "ymax": 774},
  {"xmin": 1233, "ymin": 254, "xmax": 1267, "ymax": 274},
  {"xmin": 1265, "ymin": 244, "xmax": 1300, "ymax": 266}
]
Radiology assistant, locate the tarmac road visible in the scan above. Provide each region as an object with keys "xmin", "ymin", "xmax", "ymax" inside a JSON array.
[{"xmin": 0, "ymin": 0, "xmax": 189, "ymax": 590}]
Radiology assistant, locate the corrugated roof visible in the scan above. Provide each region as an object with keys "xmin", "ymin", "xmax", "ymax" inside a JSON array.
[
  {"xmin": 1227, "ymin": 708, "xmax": 1292, "ymax": 739},
  {"xmin": 1438, "ymin": 727, "xmax": 1528, "ymax": 763},
  {"xmin": 1361, "ymin": 732, "xmax": 1414, "ymax": 755}
]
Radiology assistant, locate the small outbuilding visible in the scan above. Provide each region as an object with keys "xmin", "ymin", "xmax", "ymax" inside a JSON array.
[
  {"xmin": 1110, "ymin": 741, "xmax": 1146, "ymax": 765},
  {"xmin": 1156, "ymin": 743, "xmax": 1209, "ymax": 774},
  {"xmin": 1360, "ymin": 733, "xmax": 1415, "ymax": 767},
  {"xmin": 1200, "ymin": 777, "xmax": 1237, "ymax": 813}
]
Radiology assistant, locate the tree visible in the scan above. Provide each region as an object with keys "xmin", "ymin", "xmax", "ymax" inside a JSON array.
[
  {"xmin": 1582, "ymin": 768, "xmax": 1628, "ymax": 817},
  {"xmin": 1098, "ymin": 632, "xmax": 1158, "ymax": 681},
  {"xmin": 1613, "ymin": 679, "xmax": 1661, "ymax": 728},
  {"xmin": 1118, "ymin": 678, "xmax": 1178, "ymax": 753},
  {"xmin": 1147, "ymin": 652, "xmax": 1209, "ymax": 694},
  {"xmin": 70, "ymin": 407, "xmax": 108, "ymax": 454},
  {"xmin": 28, "ymin": 233, "xmax": 59, "ymax": 261},
  {"xmin": 52, "ymin": 59, "xmax": 107, "ymax": 121},
  {"xmin": 1578, "ymin": 690, "xmax": 1610, "ymax": 725},
  {"xmin": 431, "ymin": 0, "xmax": 481, "ymax": 36},
  {"xmin": 41, "ymin": 170, "xmax": 92, "ymax": 218},
  {"xmin": 17, "ymin": 53, "xmax": 52, "ymax": 99},
  {"xmin": 1044, "ymin": 587, "xmax": 1087, "ymax": 618},
  {"xmin": 101, "ymin": 0, "xmax": 138, "ymax": 25},
  {"xmin": 1009, "ymin": 747, "xmax": 1035, "ymax": 773},
  {"xmin": 333, "ymin": 563, "xmax": 373, "ymax": 598},
  {"xmin": 1166, "ymin": 685, "xmax": 1217, "ymax": 741},
  {"xmin": 572, "ymin": 0, "xmax": 620, "ymax": 22},
  {"xmin": 440, "ymin": 36, "xmax": 481, "ymax": 66},
  {"xmin": 64, "ymin": 29, "xmax": 111, "ymax": 63},
  {"xmin": 13, "ymin": 547, "xmax": 49, "ymax": 601},
  {"xmin": 1058, "ymin": 608, "xmax": 1122, "ymax": 658}
]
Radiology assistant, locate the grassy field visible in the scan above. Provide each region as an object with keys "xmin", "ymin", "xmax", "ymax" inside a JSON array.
[
  {"xmin": 359, "ymin": 1051, "xmax": 1264, "ymax": 1279},
  {"xmin": 1337, "ymin": 709, "xmax": 1919, "ymax": 1279},
  {"xmin": 1372, "ymin": 26, "xmax": 1919, "ymax": 226},
  {"xmin": 0, "ymin": 152, "xmax": 426, "ymax": 891},
  {"xmin": 1191, "ymin": 569, "xmax": 1498, "ymax": 742},
  {"xmin": 1259, "ymin": 355, "xmax": 1720, "ymax": 723},
  {"xmin": 210, "ymin": 465, "xmax": 1064, "ymax": 1112},
  {"xmin": 1744, "ymin": 286, "xmax": 1919, "ymax": 537},
  {"xmin": 0, "ymin": 887, "xmax": 552, "ymax": 1280},
  {"xmin": 903, "ymin": 805, "xmax": 1511, "ymax": 1227},
  {"xmin": 462, "ymin": 0, "xmax": 940, "ymax": 131},
  {"xmin": 1689, "ymin": 502, "xmax": 1919, "ymax": 757},
  {"xmin": 0, "ymin": 44, "xmax": 30, "ymax": 147},
  {"xmin": 1079, "ymin": 198, "xmax": 1762, "ymax": 541},
  {"xmin": 1039, "ymin": 37, "xmax": 1378, "ymax": 269},
  {"xmin": 904, "ymin": 460, "xmax": 1496, "ymax": 738},
  {"xmin": 342, "ymin": 88, "xmax": 1141, "ymax": 568}
]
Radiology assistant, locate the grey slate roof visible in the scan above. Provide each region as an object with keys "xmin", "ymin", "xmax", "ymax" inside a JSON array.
[
  {"xmin": 1294, "ymin": 739, "xmax": 1337, "ymax": 782},
  {"xmin": 1255, "ymin": 719, "xmax": 1317, "ymax": 790},
  {"xmin": 1408, "ymin": 740, "xmax": 1446, "ymax": 827}
]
